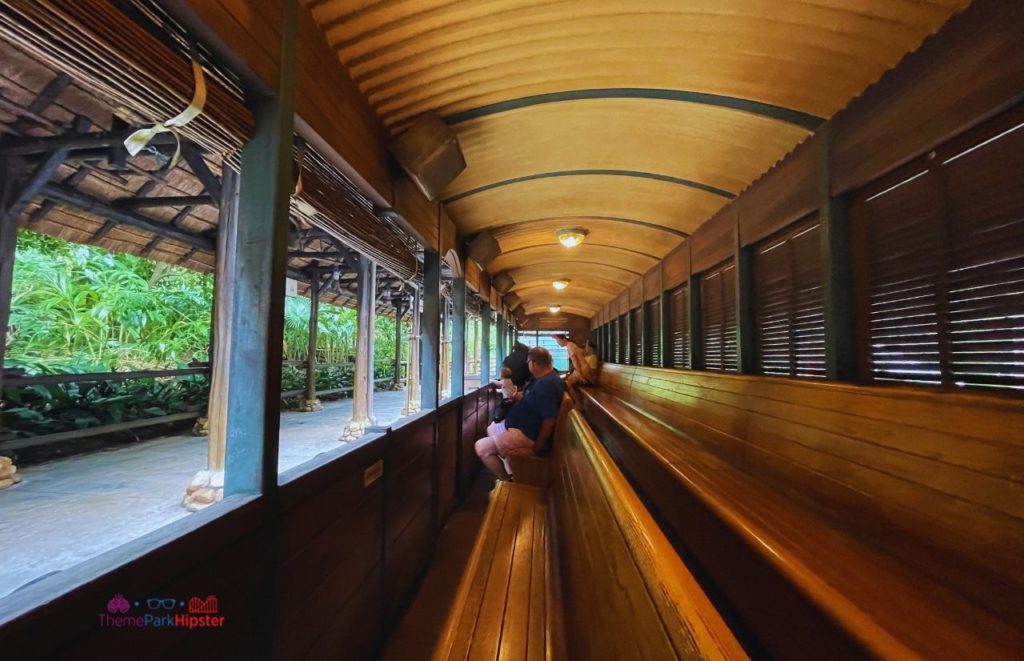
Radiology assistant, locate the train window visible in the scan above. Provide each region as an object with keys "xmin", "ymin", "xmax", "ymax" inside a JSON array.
[
  {"xmin": 856, "ymin": 103, "xmax": 1024, "ymax": 392},
  {"xmin": 700, "ymin": 261, "xmax": 738, "ymax": 372},
  {"xmin": 644, "ymin": 298, "xmax": 661, "ymax": 367},
  {"xmin": 666, "ymin": 284, "xmax": 690, "ymax": 368},
  {"xmin": 753, "ymin": 217, "xmax": 826, "ymax": 378},
  {"xmin": 629, "ymin": 307, "xmax": 642, "ymax": 365}
]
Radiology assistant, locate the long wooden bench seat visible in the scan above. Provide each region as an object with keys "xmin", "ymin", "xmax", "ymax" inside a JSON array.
[
  {"xmin": 580, "ymin": 365, "xmax": 1024, "ymax": 659},
  {"xmin": 434, "ymin": 408, "xmax": 746, "ymax": 660}
]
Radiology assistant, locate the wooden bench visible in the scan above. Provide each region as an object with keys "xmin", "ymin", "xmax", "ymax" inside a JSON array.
[
  {"xmin": 580, "ymin": 364, "xmax": 1024, "ymax": 659},
  {"xmin": 434, "ymin": 408, "xmax": 746, "ymax": 660}
]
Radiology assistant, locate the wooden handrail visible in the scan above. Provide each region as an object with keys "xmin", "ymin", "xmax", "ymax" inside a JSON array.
[{"xmin": 5, "ymin": 367, "xmax": 210, "ymax": 386}]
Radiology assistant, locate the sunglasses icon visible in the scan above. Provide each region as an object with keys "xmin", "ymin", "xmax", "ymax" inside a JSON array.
[{"xmin": 147, "ymin": 598, "xmax": 177, "ymax": 610}]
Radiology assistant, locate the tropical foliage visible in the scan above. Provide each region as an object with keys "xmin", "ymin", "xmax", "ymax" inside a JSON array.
[{"xmin": 2, "ymin": 230, "xmax": 409, "ymax": 437}]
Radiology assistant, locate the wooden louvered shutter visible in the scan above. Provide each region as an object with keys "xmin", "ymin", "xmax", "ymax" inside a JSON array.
[
  {"xmin": 629, "ymin": 308, "xmax": 642, "ymax": 365},
  {"xmin": 644, "ymin": 298, "xmax": 661, "ymax": 366},
  {"xmin": 753, "ymin": 217, "xmax": 826, "ymax": 378},
  {"xmin": 617, "ymin": 314, "xmax": 628, "ymax": 364},
  {"xmin": 856, "ymin": 104, "xmax": 1024, "ymax": 392},
  {"xmin": 701, "ymin": 261, "xmax": 738, "ymax": 371},
  {"xmin": 666, "ymin": 284, "xmax": 689, "ymax": 368}
]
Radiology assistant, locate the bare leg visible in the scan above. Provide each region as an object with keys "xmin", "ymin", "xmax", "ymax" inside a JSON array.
[{"xmin": 480, "ymin": 453, "xmax": 512, "ymax": 481}]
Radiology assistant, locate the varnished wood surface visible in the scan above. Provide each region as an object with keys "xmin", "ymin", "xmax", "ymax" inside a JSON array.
[
  {"xmin": 555, "ymin": 410, "xmax": 747, "ymax": 660},
  {"xmin": 305, "ymin": 0, "xmax": 967, "ymax": 317},
  {"xmin": 433, "ymin": 480, "xmax": 551, "ymax": 661},
  {"xmin": 184, "ymin": 0, "xmax": 391, "ymax": 196},
  {"xmin": 582, "ymin": 364, "xmax": 1024, "ymax": 658}
]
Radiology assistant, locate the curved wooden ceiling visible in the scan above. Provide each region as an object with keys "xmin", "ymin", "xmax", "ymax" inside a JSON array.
[{"xmin": 308, "ymin": 0, "xmax": 968, "ymax": 317}]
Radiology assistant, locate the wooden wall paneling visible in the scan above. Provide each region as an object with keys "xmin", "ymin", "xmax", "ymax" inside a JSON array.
[
  {"xmin": 616, "ymin": 290, "xmax": 630, "ymax": 318},
  {"xmin": 275, "ymin": 438, "xmax": 387, "ymax": 659},
  {"xmin": 394, "ymin": 175, "xmax": 439, "ymax": 250},
  {"xmin": 0, "ymin": 498, "xmax": 265, "ymax": 658},
  {"xmin": 178, "ymin": 0, "xmax": 391, "ymax": 197},
  {"xmin": 643, "ymin": 265, "xmax": 660, "ymax": 302},
  {"xmin": 662, "ymin": 240, "xmax": 691, "ymax": 291},
  {"xmin": 629, "ymin": 277, "xmax": 644, "ymax": 308},
  {"xmin": 691, "ymin": 206, "xmax": 736, "ymax": 275},
  {"xmin": 465, "ymin": 258, "xmax": 483, "ymax": 293},
  {"xmin": 385, "ymin": 412, "xmax": 437, "ymax": 619},
  {"xmin": 479, "ymin": 271, "xmax": 491, "ymax": 300},
  {"xmin": 460, "ymin": 392, "xmax": 480, "ymax": 498},
  {"xmin": 608, "ymin": 366, "xmax": 1024, "ymax": 628},
  {"xmin": 738, "ymin": 134, "xmax": 821, "ymax": 247},
  {"xmin": 831, "ymin": 0, "xmax": 1024, "ymax": 195},
  {"xmin": 520, "ymin": 313, "xmax": 591, "ymax": 333},
  {"xmin": 440, "ymin": 207, "xmax": 458, "ymax": 260},
  {"xmin": 435, "ymin": 403, "xmax": 460, "ymax": 529}
]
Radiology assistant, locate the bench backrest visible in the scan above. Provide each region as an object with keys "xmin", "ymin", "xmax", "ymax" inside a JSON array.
[
  {"xmin": 550, "ymin": 409, "xmax": 746, "ymax": 660},
  {"xmin": 594, "ymin": 364, "xmax": 1024, "ymax": 624}
]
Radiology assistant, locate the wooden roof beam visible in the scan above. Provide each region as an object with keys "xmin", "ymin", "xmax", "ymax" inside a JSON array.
[{"xmin": 39, "ymin": 183, "xmax": 215, "ymax": 252}]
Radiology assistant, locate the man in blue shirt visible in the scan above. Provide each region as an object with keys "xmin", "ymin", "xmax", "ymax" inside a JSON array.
[{"xmin": 475, "ymin": 347, "xmax": 565, "ymax": 481}]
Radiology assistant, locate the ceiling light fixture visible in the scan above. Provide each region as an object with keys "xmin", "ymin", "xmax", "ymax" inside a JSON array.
[
  {"xmin": 549, "ymin": 305, "xmax": 562, "ymax": 314},
  {"xmin": 556, "ymin": 227, "xmax": 588, "ymax": 248},
  {"xmin": 552, "ymin": 279, "xmax": 569, "ymax": 290}
]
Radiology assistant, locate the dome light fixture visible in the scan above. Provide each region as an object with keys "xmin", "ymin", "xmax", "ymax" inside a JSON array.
[
  {"xmin": 556, "ymin": 227, "xmax": 588, "ymax": 248},
  {"xmin": 548, "ymin": 305, "xmax": 562, "ymax": 314},
  {"xmin": 552, "ymin": 279, "xmax": 570, "ymax": 290}
]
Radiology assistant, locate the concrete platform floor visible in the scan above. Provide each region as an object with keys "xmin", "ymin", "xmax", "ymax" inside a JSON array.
[{"xmin": 0, "ymin": 390, "xmax": 410, "ymax": 599}]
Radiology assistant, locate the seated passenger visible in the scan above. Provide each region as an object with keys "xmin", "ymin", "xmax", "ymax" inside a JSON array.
[
  {"xmin": 475, "ymin": 347, "xmax": 565, "ymax": 481},
  {"xmin": 491, "ymin": 366, "xmax": 518, "ymax": 423},
  {"xmin": 552, "ymin": 333, "xmax": 594, "ymax": 400},
  {"xmin": 502, "ymin": 341, "xmax": 531, "ymax": 389}
]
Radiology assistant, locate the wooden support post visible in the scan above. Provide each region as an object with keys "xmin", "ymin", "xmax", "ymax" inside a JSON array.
[
  {"xmin": 184, "ymin": 167, "xmax": 239, "ymax": 511},
  {"xmin": 737, "ymin": 245, "xmax": 758, "ymax": 374},
  {"xmin": 440, "ymin": 296, "xmax": 451, "ymax": 401},
  {"xmin": 660, "ymin": 291, "xmax": 671, "ymax": 367},
  {"xmin": 451, "ymin": 277, "xmax": 466, "ymax": 398},
  {"xmin": 420, "ymin": 251, "xmax": 441, "ymax": 410},
  {"xmin": 820, "ymin": 126, "xmax": 857, "ymax": 381},
  {"xmin": 393, "ymin": 299, "xmax": 404, "ymax": 389},
  {"xmin": 223, "ymin": 0, "xmax": 297, "ymax": 496},
  {"xmin": 301, "ymin": 268, "xmax": 323, "ymax": 412},
  {"xmin": 343, "ymin": 257, "xmax": 376, "ymax": 439},
  {"xmin": 689, "ymin": 274, "xmax": 704, "ymax": 370},
  {"xmin": 480, "ymin": 303, "xmax": 492, "ymax": 383},
  {"xmin": 402, "ymin": 286, "xmax": 421, "ymax": 416},
  {"xmin": 639, "ymin": 294, "xmax": 648, "ymax": 366},
  {"xmin": 0, "ymin": 157, "xmax": 18, "ymax": 404}
]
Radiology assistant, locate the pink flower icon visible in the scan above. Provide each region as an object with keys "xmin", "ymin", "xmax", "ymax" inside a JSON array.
[{"xmin": 107, "ymin": 594, "xmax": 130, "ymax": 614}]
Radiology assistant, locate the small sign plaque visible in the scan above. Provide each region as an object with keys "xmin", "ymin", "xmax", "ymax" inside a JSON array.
[
  {"xmin": 363, "ymin": 460, "xmax": 384, "ymax": 487},
  {"xmin": 285, "ymin": 278, "xmax": 299, "ymax": 297}
]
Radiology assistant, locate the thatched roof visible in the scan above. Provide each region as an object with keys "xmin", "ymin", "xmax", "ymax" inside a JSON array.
[{"xmin": 0, "ymin": 40, "xmax": 414, "ymax": 314}]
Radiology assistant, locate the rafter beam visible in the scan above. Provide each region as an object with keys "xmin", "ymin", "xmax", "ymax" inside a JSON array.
[
  {"xmin": 0, "ymin": 130, "xmax": 178, "ymax": 157},
  {"xmin": 180, "ymin": 142, "xmax": 222, "ymax": 206},
  {"xmin": 40, "ymin": 183, "xmax": 214, "ymax": 252},
  {"xmin": 116, "ymin": 195, "xmax": 214, "ymax": 209}
]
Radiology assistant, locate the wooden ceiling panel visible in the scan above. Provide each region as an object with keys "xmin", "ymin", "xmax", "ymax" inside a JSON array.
[
  {"xmin": 447, "ymin": 174, "xmax": 727, "ymax": 236},
  {"xmin": 308, "ymin": 0, "xmax": 968, "ymax": 313},
  {"xmin": 445, "ymin": 99, "xmax": 810, "ymax": 197},
  {"xmin": 318, "ymin": 0, "xmax": 966, "ymax": 121},
  {"xmin": 492, "ymin": 217, "xmax": 682, "ymax": 259},
  {"xmin": 489, "ymin": 244, "xmax": 659, "ymax": 277},
  {"xmin": 508, "ymin": 263, "xmax": 640, "ymax": 291}
]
